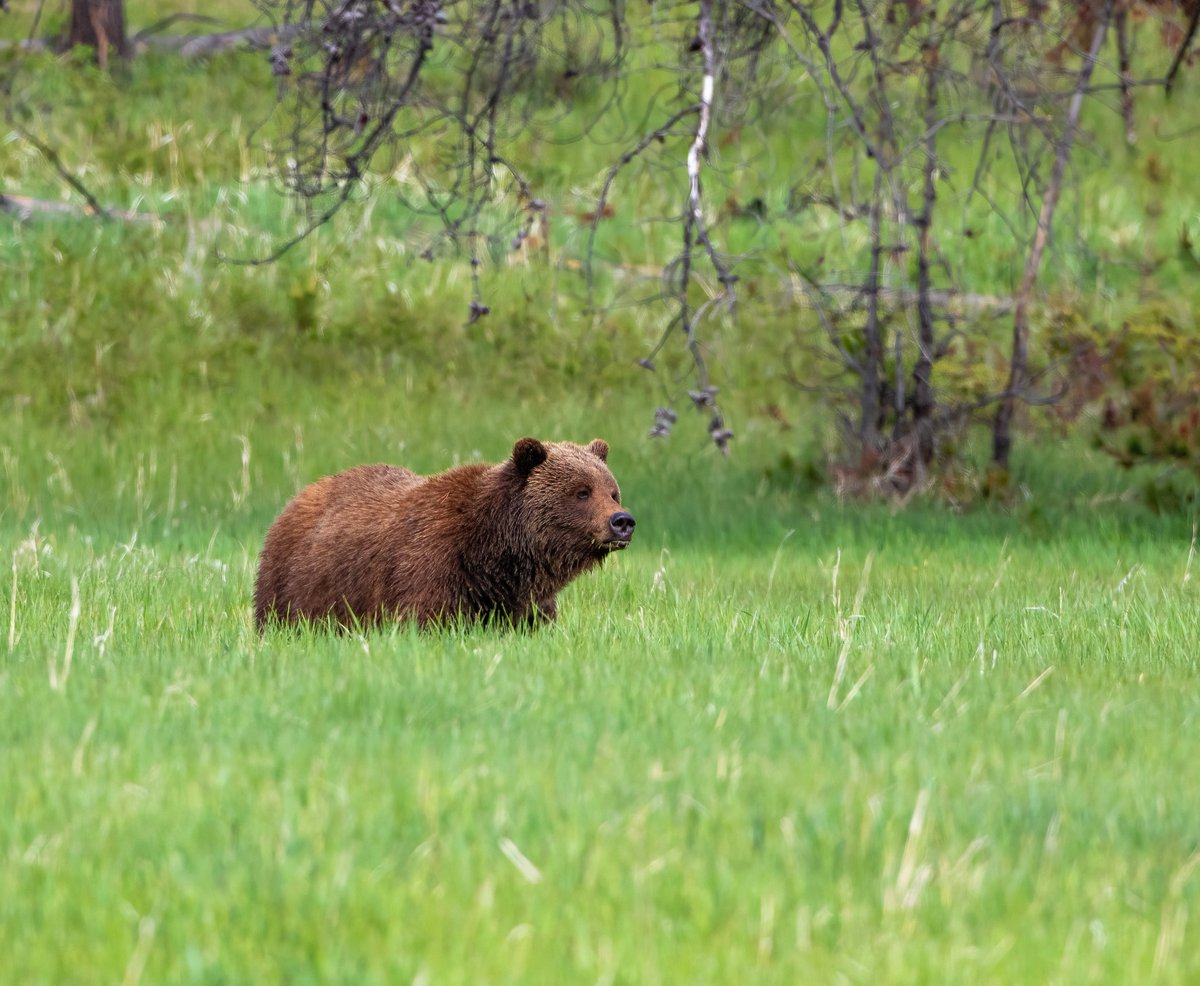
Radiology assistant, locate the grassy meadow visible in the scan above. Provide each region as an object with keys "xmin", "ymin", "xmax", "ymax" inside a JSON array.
[{"xmin": 4, "ymin": 5, "xmax": 1200, "ymax": 983}]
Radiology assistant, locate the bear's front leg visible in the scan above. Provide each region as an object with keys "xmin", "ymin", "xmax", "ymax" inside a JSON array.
[{"xmin": 526, "ymin": 597, "xmax": 558, "ymax": 627}]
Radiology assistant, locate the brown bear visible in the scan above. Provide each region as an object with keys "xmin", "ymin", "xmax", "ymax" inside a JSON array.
[{"xmin": 253, "ymin": 437, "xmax": 634, "ymax": 630}]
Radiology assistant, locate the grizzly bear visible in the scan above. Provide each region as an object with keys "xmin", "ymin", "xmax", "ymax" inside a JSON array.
[{"xmin": 253, "ymin": 437, "xmax": 634, "ymax": 630}]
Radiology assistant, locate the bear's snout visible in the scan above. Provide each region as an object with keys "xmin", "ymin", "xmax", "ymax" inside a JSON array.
[{"xmin": 608, "ymin": 511, "xmax": 636, "ymax": 542}]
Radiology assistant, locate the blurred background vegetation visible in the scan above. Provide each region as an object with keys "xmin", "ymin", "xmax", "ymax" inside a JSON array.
[{"xmin": 2, "ymin": 0, "xmax": 1198, "ymax": 507}]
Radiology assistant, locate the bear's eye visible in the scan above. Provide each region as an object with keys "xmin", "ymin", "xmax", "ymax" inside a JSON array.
[
  {"xmin": 575, "ymin": 488, "xmax": 591, "ymax": 500},
  {"xmin": 611, "ymin": 491, "xmax": 620, "ymax": 503}
]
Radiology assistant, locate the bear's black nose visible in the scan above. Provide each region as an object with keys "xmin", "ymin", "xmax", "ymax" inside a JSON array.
[{"xmin": 609, "ymin": 512, "xmax": 636, "ymax": 539}]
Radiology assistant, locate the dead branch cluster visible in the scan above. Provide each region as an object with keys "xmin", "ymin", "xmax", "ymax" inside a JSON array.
[
  {"xmin": 247, "ymin": 0, "xmax": 1191, "ymax": 468},
  {"xmin": 252, "ymin": 1, "xmax": 621, "ymax": 305}
]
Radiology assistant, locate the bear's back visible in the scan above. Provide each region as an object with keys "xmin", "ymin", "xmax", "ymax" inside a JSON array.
[
  {"xmin": 328, "ymin": 463, "xmax": 422, "ymax": 499},
  {"xmin": 255, "ymin": 464, "xmax": 424, "ymax": 626},
  {"xmin": 256, "ymin": 462, "xmax": 499, "ymax": 627}
]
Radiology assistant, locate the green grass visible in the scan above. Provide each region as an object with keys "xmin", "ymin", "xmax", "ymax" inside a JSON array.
[
  {"xmin": 3, "ymin": 7, "xmax": 1200, "ymax": 983},
  {"xmin": 3, "ymin": 382, "xmax": 1199, "ymax": 983}
]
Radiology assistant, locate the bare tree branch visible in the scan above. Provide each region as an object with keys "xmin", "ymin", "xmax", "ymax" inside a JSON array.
[
  {"xmin": 1166, "ymin": 0, "xmax": 1200, "ymax": 96},
  {"xmin": 585, "ymin": 103, "xmax": 700, "ymax": 307}
]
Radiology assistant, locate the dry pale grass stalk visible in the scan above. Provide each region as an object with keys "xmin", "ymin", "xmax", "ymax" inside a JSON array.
[
  {"xmin": 1115, "ymin": 564, "xmax": 1141, "ymax": 592},
  {"xmin": 835, "ymin": 664, "xmax": 875, "ymax": 713},
  {"xmin": 166, "ymin": 461, "xmax": 178, "ymax": 518},
  {"xmin": 231, "ymin": 435, "xmax": 252, "ymax": 509},
  {"xmin": 1153, "ymin": 852, "xmax": 1200, "ymax": 976},
  {"xmin": 7, "ymin": 558, "xmax": 16, "ymax": 653},
  {"xmin": 767, "ymin": 529, "xmax": 795, "ymax": 595},
  {"xmin": 71, "ymin": 717, "xmax": 98, "ymax": 777},
  {"xmin": 498, "ymin": 837, "xmax": 542, "ymax": 885},
  {"xmin": 1014, "ymin": 665, "xmax": 1055, "ymax": 704},
  {"xmin": 756, "ymin": 894, "xmax": 777, "ymax": 962},
  {"xmin": 1184, "ymin": 521, "xmax": 1196, "ymax": 586},
  {"xmin": 93, "ymin": 606, "xmax": 117, "ymax": 659},
  {"xmin": 828, "ymin": 550, "xmax": 874, "ymax": 710},
  {"xmin": 49, "ymin": 577, "xmax": 81, "ymax": 692},
  {"xmin": 992, "ymin": 536, "xmax": 1011, "ymax": 591},
  {"xmin": 120, "ymin": 915, "xmax": 158, "ymax": 986},
  {"xmin": 886, "ymin": 787, "xmax": 933, "ymax": 913}
]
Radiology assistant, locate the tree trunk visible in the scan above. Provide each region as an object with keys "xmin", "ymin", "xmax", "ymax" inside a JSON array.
[
  {"xmin": 1115, "ymin": 10, "xmax": 1135, "ymax": 146},
  {"xmin": 860, "ymin": 170, "xmax": 884, "ymax": 455},
  {"xmin": 991, "ymin": 2, "xmax": 1110, "ymax": 472},
  {"xmin": 911, "ymin": 39, "xmax": 940, "ymax": 467},
  {"xmin": 68, "ymin": 0, "xmax": 127, "ymax": 67}
]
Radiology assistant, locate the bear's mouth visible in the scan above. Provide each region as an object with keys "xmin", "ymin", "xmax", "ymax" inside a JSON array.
[{"xmin": 595, "ymin": 537, "xmax": 631, "ymax": 554}]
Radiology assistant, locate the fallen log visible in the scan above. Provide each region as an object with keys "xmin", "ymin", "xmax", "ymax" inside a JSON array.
[{"xmin": 2, "ymin": 192, "xmax": 162, "ymax": 224}]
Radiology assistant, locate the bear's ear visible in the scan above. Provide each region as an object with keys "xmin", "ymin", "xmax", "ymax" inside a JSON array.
[
  {"xmin": 512, "ymin": 437, "xmax": 548, "ymax": 475},
  {"xmin": 587, "ymin": 438, "xmax": 609, "ymax": 462}
]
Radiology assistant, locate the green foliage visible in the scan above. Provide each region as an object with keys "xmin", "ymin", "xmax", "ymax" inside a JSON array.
[{"xmin": 1041, "ymin": 302, "xmax": 1200, "ymax": 506}]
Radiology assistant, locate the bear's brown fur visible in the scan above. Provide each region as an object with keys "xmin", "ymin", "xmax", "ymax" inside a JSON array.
[{"xmin": 253, "ymin": 437, "xmax": 634, "ymax": 630}]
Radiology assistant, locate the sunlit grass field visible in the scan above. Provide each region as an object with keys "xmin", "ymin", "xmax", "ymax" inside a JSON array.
[
  {"xmin": 3, "ymin": 9, "xmax": 1200, "ymax": 983},
  {"xmin": 4, "ymin": 377, "xmax": 1199, "ymax": 983}
]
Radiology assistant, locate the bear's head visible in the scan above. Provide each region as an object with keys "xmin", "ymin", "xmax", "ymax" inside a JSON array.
[{"xmin": 511, "ymin": 437, "xmax": 635, "ymax": 566}]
